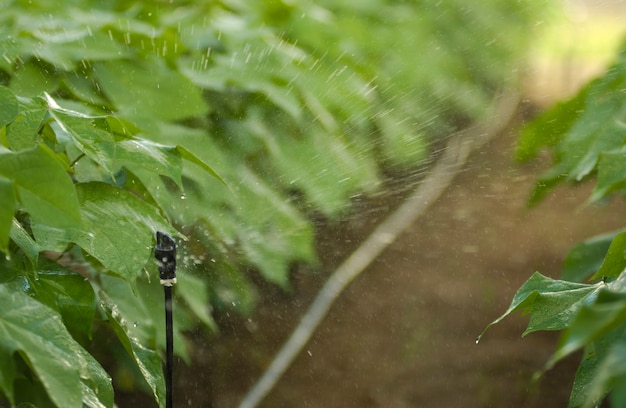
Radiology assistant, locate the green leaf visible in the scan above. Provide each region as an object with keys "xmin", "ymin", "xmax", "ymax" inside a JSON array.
[
  {"xmin": 516, "ymin": 84, "xmax": 587, "ymax": 162},
  {"xmin": 10, "ymin": 219, "xmax": 40, "ymax": 267},
  {"xmin": 593, "ymin": 149, "xmax": 626, "ymax": 202},
  {"xmin": 585, "ymin": 341, "xmax": 626, "ymax": 408},
  {"xmin": 569, "ymin": 343, "xmax": 603, "ymax": 408},
  {"xmin": 0, "ymin": 284, "xmax": 110, "ymax": 408},
  {"xmin": 48, "ymin": 109, "xmax": 118, "ymax": 175},
  {"xmin": 32, "ymin": 182, "xmax": 177, "ymax": 283},
  {"xmin": 177, "ymin": 145, "xmax": 226, "ymax": 187},
  {"xmin": 0, "ymin": 144, "xmax": 81, "ymax": 227},
  {"xmin": 0, "ymin": 85, "xmax": 18, "ymax": 127},
  {"xmin": 9, "ymin": 60, "xmax": 59, "ymax": 98},
  {"xmin": 177, "ymin": 272, "xmax": 217, "ymax": 331},
  {"xmin": 26, "ymin": 260, "xmax": 96, "ymax": 342},
  {"xmin": 232, "ymin": 167, "xmax": 315, "ymax": 288},
  {"xmin": 49, "ymin": 103, "xmax": 189, "ymax": 187},
  {"xmin": 99, "ymin": 290, "xmax": 166, "ymax": 407},
  {"xmin": 0, "ymin": 176, "xmax": 16, "ymax": 252},
  {"xmin": 94, "ymin": 59, "xmax": 209, "ymax": 123},
  {"xmin": 562, "ymin": 231, "xmax": 620, "ymax": 283},
  {"xmin": 550, "ymin": 289, "xmax": 626, "ymax": 367},
  {"xmin": 478, "ymin": 272, "xmax": 603, "ymax": 342},
  {"xmin": 590, "ymin": 231, "xmax": 626, "ymax": 281},
  {"xmin": 5, "ymin": 96, "xmax": 48, "ymax": 151}
]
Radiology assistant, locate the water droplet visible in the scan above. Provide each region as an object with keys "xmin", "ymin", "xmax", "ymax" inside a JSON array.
[
  {"xmin": 180, "ymin": 193, "xmax": 187, "ymax": 200},
  {"xmin": 133, "ymin": 322, "xmax": 138, "ymax": 328}
]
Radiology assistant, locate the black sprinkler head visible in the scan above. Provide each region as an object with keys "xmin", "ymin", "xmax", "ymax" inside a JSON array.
[{"xmin": 155, "ymin": 232, "xmax": 177, "ymax": 281}]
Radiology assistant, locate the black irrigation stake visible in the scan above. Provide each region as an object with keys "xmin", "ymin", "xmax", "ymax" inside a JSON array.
[{"xmin": 155, "ymin": 232, "xmax": 177, "ymax": 408}]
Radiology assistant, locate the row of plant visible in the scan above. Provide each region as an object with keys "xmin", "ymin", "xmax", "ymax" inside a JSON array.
[
  {"xmin": 0, "ymin": 0, "xmax": 547, "ymax": 406},
  {"xmin": 481, "ymin": 40, "xmax": 626, "ymax": 407}
]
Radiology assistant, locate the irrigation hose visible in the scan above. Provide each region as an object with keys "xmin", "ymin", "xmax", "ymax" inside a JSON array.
[
  {"xmin": 238, "ymin": 90, "xmax": 521, "ymax": 408},
  {"xmin": 155, "ymin": 231, "xmax": 177, "ymax": 408}
]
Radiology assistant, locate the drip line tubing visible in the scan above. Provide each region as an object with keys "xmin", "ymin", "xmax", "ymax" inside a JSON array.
[{"xmin": 238, "ymin": 90, "xmax": 521, "ymax": 408}]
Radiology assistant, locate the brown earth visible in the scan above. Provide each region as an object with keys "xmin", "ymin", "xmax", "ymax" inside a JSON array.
[{"xmin": 168, "ymin": 103, "xmax": 626, "ymax": 408}]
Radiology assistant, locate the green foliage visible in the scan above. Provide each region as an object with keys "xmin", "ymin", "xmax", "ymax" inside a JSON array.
[
  {"xmin": 485, "ymin": 39, "xmax": 626, "ymax": 407},
  {"xmin": 0, "ymin": 0, "xmax": 546, "ymax": 406}
]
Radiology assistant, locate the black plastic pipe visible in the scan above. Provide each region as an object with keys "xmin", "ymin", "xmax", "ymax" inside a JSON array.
[{"xmin": 155, "ymin": 231, "xmax": 177, "ymax": 408}]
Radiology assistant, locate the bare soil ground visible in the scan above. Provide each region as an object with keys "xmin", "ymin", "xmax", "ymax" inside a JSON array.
[{"xmin": 171, "ymin": 104, "xmax": 626, "ymax": 407}]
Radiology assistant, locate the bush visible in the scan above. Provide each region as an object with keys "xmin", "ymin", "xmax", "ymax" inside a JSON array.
[{"xmin": 0, "ymin": 0, "xmax": 547, "ymax": 405}]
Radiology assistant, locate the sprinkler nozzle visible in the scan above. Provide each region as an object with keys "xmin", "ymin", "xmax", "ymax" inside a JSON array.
[{"xmin": 155, "ymin": 232, "xmax": 177, "ymax": 282}]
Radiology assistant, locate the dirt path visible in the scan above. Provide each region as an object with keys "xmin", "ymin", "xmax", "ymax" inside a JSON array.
[{"xmin": 177, "ymin": 106, "xmax": 626, "ymax": 407}]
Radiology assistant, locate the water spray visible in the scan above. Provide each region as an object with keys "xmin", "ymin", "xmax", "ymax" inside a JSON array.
[{"xmin": 155, "ymin": 231, "xmax": 177, "ymax": 408}]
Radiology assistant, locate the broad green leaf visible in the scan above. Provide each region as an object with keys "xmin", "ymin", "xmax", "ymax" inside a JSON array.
[
  {"xmin": 33, "ymin": 30, "xmax": 128, "ymax": 68},
  {"xmin": 562, "ymin": 231, "xmax": 621, "ymax": 283},
  {"xmin": 516, "ymin": 84, "xmax": 587, "ymax": 162},
  {"xmin": 99, "ymin": 290, "xmax": 166, "ymax": 408},
  {"xmin": 0, "ymin": 144, "xmax": 81, "ymax": 227},
  {"xmin": 478, "ymin": 272, "xmax": 603, "ymax": 342},
  {"xmin": 177, "ymin": 272, "xmax": 217, "ymax": 331},
  {"xmin": 5, "ymin": 96, "xmax": 48, "ymax": 151},
  {"xmin": 9, "ymin": 219, "xmax": 39, "ymax": 267},
  {"xmin": 99, "ymin": 275, "xmax": 158, "ymax": 350},
  {"xmin": 50, "ymin": 104, "xmax": 187, "ymax": 187},
  {"xmin": 177, "ymin": 145, "xmax": 226, "ymax": 187},
  {"xmin": 550, "ymin": 289, "xmax": 626, "ymax": 367},
  {"xmin": 0, "ymin": 85, "xmax": 18, "ymax": 127},
  {"xmin": 9, "ymin": 60, "xmax": 59, "ymax": 98},
  {"xmin": 49, "ymin": 110, "xmax": 118, "ymax": 175},
  {"xmin": 132, "ymin": 274, "xmax": 192, "ymax": 363},
  {"xmin": 590, "ymin": 231, "xmax": 626, "ymax": 281},
  {"xmin": 528, "ymin": 167, "xmax": 567, "ymax": 207},
  {"xmin": 569, "ymin": 343, "xmax": 602, "ymax": 408},
  {"xmin": 117, "ymin": 139, "xmax": 184, "ymax": 188},
  {"xmin": 593, "ymin": 149, "xmax": 626, "ymax": 202},
  {"xmin": 32, "ymin": 182, "xmax": 178, "ymax": 283},
  {"xmin": 520, "ymin": 50, "xmax": 626, "ymax": 203},
  {"xmin": 232, "ymin": 167, "xmax": 315, "ymax": 288},
  {"xmin": 94, "ymin": 59, "xmax": 209, "ymax": 123},
  {"xmin": 584, "ymin": 341, "xmax": 626, "ymax": 408},
  {"xmin": 26, "ymin": 259, "xmax": 96, "ymax": 342},
  {"xmin": 0, "ymin": 285, "xmax": 84, "ymax": 407},
  {"xmin": 251, "ymin": 115, "xmax": 380, "ymax": 217},
  {"xmin": 0, "ymin": 176, "xmax": 16, "ymax": 252}
]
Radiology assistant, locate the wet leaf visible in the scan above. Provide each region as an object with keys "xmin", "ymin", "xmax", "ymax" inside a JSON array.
[
  {"xmin": 0, "ymin": 176, "xmax": 16, "ymax": 252},
  {"xmin": 0, "ymin": 285, "xmax": 112, "ymax": 408},
  {"xmin": 0, "ymin": 85, "xmax": 18, "ymax": 127},
  {"xmin": 5, "ymin": 96, "xmax": 48, "ymax": 151},
  {"xmin": 177, "ymin": 145, "xmax": 226, "ymax": 187},
  {"xmin": 520, "ymin": 50, "xmax": 626, "ymax": 203},
  {"xmin": 590, "ymin": 231, "xmax": 626, "ymax": 281},
  {"xmin": 177, "ymin": 272, "xmax": 217, "ymax": 331},
  {"xmin": 584, "ymin": 341, "xmax": 626, "ymax": 408},
  {"xmin": 593, "ymin": 149, "xmax": 626, "ymax": 202},
  {"xmin": 0, "ymin": 144, "xmax": 81, "ymax": 228},
  {"xmin": 26, "ymin": 260, "xmax": 96, "ymax": 342},
  {"xmin": 49, "ymin": 104, "xmax": 188, "ymax": 187},
  {"xmin": 99, "ymin": 290, "xmax": 165, "ymax": 408},
  {"xmin": 32, "ymin": 182, "xmax": 177, "ymax": 283},
  {"xmin": 550, "ymin": 289, "xmax": 626, "ymax": 367},
  {"xmin": 479, "ymin": 272, "xmax": 603, "ymax": 341},
  {"xmin": 562, "ymin": 230, "xmax": 619, "ymax": 283},
  {"xmin": 94, "ymin": 59, "xmax": 209, "ymax": 123},
  {"xmin": 10, "ymin": 219, "xmax": 40, "ymax": 267}
]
